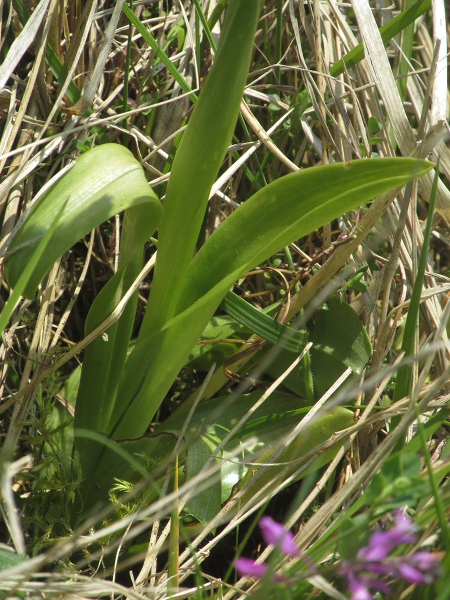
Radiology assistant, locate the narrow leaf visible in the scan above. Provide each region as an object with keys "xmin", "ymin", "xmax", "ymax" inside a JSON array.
[
  {"xmin": 140, "ymin": 0, "xmax": 261, "ymax": 336},
  {"xmin": 393, "ymin": 162, "xmax": 438, "ymax": 411},
  {"xmin": 221, "ymin": 291, "xmax": 308, "ymax": 353}
]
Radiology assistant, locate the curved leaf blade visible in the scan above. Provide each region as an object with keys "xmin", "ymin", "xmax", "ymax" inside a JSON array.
[
  {"xmin": 3, "ymin": 144, "xmax": 162, "ymax": 298},
  {"xmin": 109, "ymin": 159, "xmax": 432, "ymax": 441},
  {"xmin": 177, "ymin": 159, "xmax": 433, "ymax": 312}
]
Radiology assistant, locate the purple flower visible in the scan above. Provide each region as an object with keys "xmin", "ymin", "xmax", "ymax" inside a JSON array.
[
  {"xmin": 345, "ymin": 569, "xmax": 374, "ymax": 600},
  {"xmin": 259, "ymin": 516, "xmax": 300, "ymax": 557},
  {"xmin": 395, "ymin": 552, "xmax": 442, "ymax": 585},
  {"xmin": 341, "ymin": 513, "xmax": 442, "ymax": 599},
  {"xmin": 357, "ymin": 512, "xmax": 417, "ymax": 561},
  {"xmin": 233, "ymin": 517, "xmax": 305, "ymax": 581},
  {"xmin": 234, "ymin": 557, "xmax": 268, "ymax": 579}
]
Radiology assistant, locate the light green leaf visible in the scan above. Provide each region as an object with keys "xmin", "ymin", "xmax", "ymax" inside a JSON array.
[
  {"xmin": 264, "ymin": 296, "xmax": 371, "ymax": 399},
  {"xmin": 139, "ymin": 0, "xmax": 261, "ymax": 337},
  {"xmin": 310, "ymin": 295, "xmax": 371, "ymax": 374},
  {"xmin": 3, "ymin": 144, "xmax": 162, "ymax": 298},
  {"xmin": 235, "ymin": 407, "xmax": 355, "ymax": 508},
  {"xmin": 0, "ymin": 200, "xmax": 67, "ymax": 337},
  {"xmin": 110, "ymin": 158, "xmax": 432, "ymax": 442},
  {"xmin": 0, "ymin": 546, "xmax": 28, "ymax": 571},
  {"xmin": 184, "ymin": 433, "xmax": 222, "ymax": 525},
  {"xmin": 177, "ymin": 159, "xmax": 433, "ymax": 313}
]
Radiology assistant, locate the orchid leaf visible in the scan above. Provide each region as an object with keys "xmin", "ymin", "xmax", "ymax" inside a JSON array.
[{"xmin": 3, "ymin": 144, "xmax": 162, "ymax": 298}]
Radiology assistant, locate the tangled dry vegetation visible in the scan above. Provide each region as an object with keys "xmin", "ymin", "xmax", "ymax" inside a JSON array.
[{"xmin": 0, "ymin": 0, "xmax": 449, "ymax": 598}]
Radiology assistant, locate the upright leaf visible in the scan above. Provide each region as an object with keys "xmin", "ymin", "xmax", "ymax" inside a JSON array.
[{"xmin": 139, "ymin": 0, "xmax": 261, "ymax": 336}]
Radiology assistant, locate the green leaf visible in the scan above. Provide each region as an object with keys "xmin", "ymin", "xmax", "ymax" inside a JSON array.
[
  {"xmin": 338, "ymin": 515, "xmax": 370, "ymax": 560},
  {"xmin": 264, "ymin": 296, "xmax": 370, "ymax": 400},
  {"xmin": 368, "ymin": 116, "xmax": 382, "ymax": 136},
  {"xmin": 220, "ymin": 291, "xmax": 308, "ymax": 353},
  {"xmin": 0, "ymin": 546, "xmax": 28, "ymax": 571},
  {"xmin": 310, "ymin": 296, "xmax": 371, "ymax": 375},
  {"xmin": 3, "ymin": 144, "xmax": 162, "ymax": 298},
  {"xmin": 139, "ymin": 0, "xmax": 261, "ymax": 337},
  {"xmin": 0, "ymin": 199, "xmax": 67, "ymax": 337},
  {"xmin": 235, "ymin": 406, "xmax": 355, "ymax": 508},
  {"xmin": 110, "ymin": 158, "xmax": 432, "ymax": 442},
  {"xmin": 176, "ymin": 159, "xmax": 433, "ymax": 315},
  {"xmin": 184, "ymin": 433, "xmax": 222, "ymax": 525}
]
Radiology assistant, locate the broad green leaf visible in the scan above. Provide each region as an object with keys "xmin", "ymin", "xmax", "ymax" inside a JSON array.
[
  {"xmin": 177, "ymin": 159, "xmax": 433, "ymax": 314},
  {"xmin": 265, "ymin": 346, "xmax": 349, "ymax": 400},
  {"xmin": 0, "ymin": 547, "xmax": 28, "ymax": 571},
  {"xmin": 309, "ymin": 295, "xmax": 371, "ymax": 374},
  {"xmin": 110, "ymin": 158, "xmax": 432, "ymax": 443},
  {"xmin": 139, "ymin": 0, "xmax": 261, "ymax": 336},
  {"xmin": 75, "ymin": 232, "xmax": 148, "ymax": 435},
  {"xmin": 184, "ymin": 433, "xmax": 222, "ymax": 525},
  {"xmin": 234, "ymin": 406, "xmax": 355, "ymax": 509},
  {"xmin": 0, "ymin": 200, "xmax": 66, "ymax": 337},
  {"xmin": 77, "ymin": 390, "xmax": 304, "ymax": 510},
  {"xmin": 265, "ymin": 296, "xmax": 370, "ymax": 399},
  {"xmin": 75, "ymin": 210, "xmax": 162, "ymax": 483},
  {"xmin": 3, "ymin": 144, "xmax": 162, "ymax": 298}
]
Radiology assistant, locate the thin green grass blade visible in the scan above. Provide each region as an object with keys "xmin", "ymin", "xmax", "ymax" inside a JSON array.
[
  {"xmin": 275, "ymin": 0, "xmax": 283, "ymax": 83},
  {"xmin": 396, "ymin": 0, "xmax": 416, "ymax": 101},
  {"xmin": 168, "ymin": 455, "xmax": 180, "ymax": 593},
  {"xmin": 122, "ymin": 4, "xmax": 197, "ymax": 103},
  {"xmin": 392, "ymin": 161, "xmax": 438, "ymax": 411},
  {"xmin": 193, "ymin": 0, "xmax": 217, "ymax": 52},
  {"xmin": 207, "ymin": 0, "xmax": 229, "ymax": 30},
  {"xmin": 412, "ymin": 402, "xmax": 450, "ymax": 552},
  {"xmin": 294, "ymin": 0, "xmax": 431, "ymax": 117},
  {"xmin": 329, "ymin": 0, "xmax": 430, "ymax": 77}
]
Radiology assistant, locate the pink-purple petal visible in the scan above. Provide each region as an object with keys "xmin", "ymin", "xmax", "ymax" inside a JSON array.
[
  {"xmin": 346, "ymin": 571, "xmax": 374, "ymax": 600},
  {"xmin": 259, "ymin": 516, "xmax": 300, "ymax": 557},
  {"xmin": 234, "ymin": 557, "xmax": 268, "ymax": 579},
  {"xmin": 396, "ymin": 563, "xmax": 426, "ymax": 584}
]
